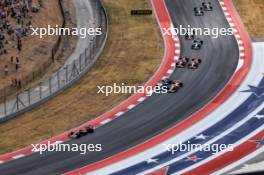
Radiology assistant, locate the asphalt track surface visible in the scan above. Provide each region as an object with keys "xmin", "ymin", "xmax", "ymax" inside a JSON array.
[{"xmin": 0, "ymin": 0, "xmax": 239, "ymax": 174}]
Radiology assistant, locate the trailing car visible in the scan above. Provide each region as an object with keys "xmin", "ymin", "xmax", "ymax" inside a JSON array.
[
  {"xmin": 202, "ymin": 2, "xmax": 213, "ymax": 11},
  {"xmin": 176, "ymin": 56, "xmax": 190, "ymax": 68},
  {"xmin": 194, "ymin": 7, "xmax": 204, "ymax": 16},
  {"xmin": 158, "ymin": 78, "xmax": 183, "ymax": 93},
  {"xmin": 185, "ymin": 32, "xmax": 195, "ymax": 40},
  {"xmin": 168, "ymin": 80, "xmax": 183, "ymax": 93},
  {"xmin": 68, "ymin": 125, "xmax": 94, "ymax": 139},
  {"xmin": 191, "ymin": 39, "xmax": 204, "ymax": 50},
  {"xmin": 188, "ymin": 58, "xmax": 202, "ymax": 69}
]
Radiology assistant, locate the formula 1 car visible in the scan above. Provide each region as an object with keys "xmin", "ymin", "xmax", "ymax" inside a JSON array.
[
  {"xmin": 159, "ymin": 78, "xmax": 183, "ymax": 93},
  {"xmin": 160, "ymin": 78, "xmax": 173, "ymax": 86},
  {"xmin": 68, "ymin": 125, "xmax": 94, "ymax": 139},
  {"xmin": 194, "ymin": 7, "xmax": 204, "ymax": 16},
  {"xmin": 202, "ymin": 2, "xmax": 213, "ymax": 11},
  {"xmin": 168, "ymin": 80, "xmax": 183, "ymax": 93},
  {"xmin": 176, "ymin": 56, "xmax": 190, "ymax": 68},
  {"xmin": 188, "ymin": 58, "xmax": 202, "ymax": 69},
  {"xmin": 191, "ymin": 39, "xmax": 204, "ymax": 50},
  {"xmin": 185, "ymin": 32, "xmax": 195, "ymax": 40}
]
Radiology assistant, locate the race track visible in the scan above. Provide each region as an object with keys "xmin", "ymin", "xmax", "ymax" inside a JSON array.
[{"xmin": 0, "ymin": 0, "xmax": 239, "ymax": 174}]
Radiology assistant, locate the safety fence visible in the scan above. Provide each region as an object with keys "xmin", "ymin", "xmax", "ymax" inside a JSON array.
[{"xmin": 0, "ymin": 0, "xmax": 108, "ymax": 122}]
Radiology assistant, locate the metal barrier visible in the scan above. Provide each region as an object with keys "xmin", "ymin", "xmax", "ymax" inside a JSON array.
[{"xmin": 0, "ymin": 0, "xmax": 108, "ymax": 123}]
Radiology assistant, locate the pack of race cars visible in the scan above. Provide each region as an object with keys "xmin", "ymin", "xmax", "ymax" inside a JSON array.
[
  {"xmin": 194, "ymin": 2, "xmax": 213, "ymax": 16},
  {"xmin": 67, "ymin": 2, "xmax": 212, "ymax": 140},
  {"xmin": 176, "ymin": 57, "xmax": 202, "ymax": 69},
  {"xmin": 158, "ymin": 78, "xmax": 183, "ymax": 93},
  {"xmin": 163, "ymin": 2, "xmax": 213, "ymax": 94}
]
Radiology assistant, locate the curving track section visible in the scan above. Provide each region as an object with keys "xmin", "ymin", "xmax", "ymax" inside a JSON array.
[
  {"xmin": 109, "ymin": 40, "xmax": 257, "ymax": 174},
  {"xmin": 85, "ymin": 0, "xmax": 256, "ymax": 174},
  {"xmin": 0, "ymin": 0, "xmax": 242, "ymax": 174},
  {"xmin": 68, "ymin": 0, "xmax": 254, "ymax": 174}
]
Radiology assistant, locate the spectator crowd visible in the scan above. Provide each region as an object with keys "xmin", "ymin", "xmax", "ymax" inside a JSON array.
[{"xmin": 0, "ymin": 0, "xmax": 42, "ymax": 88}]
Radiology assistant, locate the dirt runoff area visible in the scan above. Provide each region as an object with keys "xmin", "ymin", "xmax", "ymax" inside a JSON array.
[
  {"xmin": 233, "ymin": 0, "xmax": 264, "ymax": 40},
  {"xmin": 0, "ymin": 0, "xmax": 163, "ymax": 154}
]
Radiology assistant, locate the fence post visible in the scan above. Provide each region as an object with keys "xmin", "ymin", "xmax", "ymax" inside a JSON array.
[
  {"xmin": 90, "ymin": 42, "xmax": 93, "ymax": 59},
  {"xmin": 85, "ymin": 48, "xmax": 88, "ymax": 57},
  {"xmin": 85, "ymin": 47, "xmax": 91, "ymax": 67},
  {"xmin": 28, "ymin": 88, "xmax": 31, "ymax": 105},
  {"xmin": 79, "ymin": 54, "xmax": 82, "ymax": 72},
  {"xmin": 95, "ymin": 35, "xmax": 98, "ymax": 48},
  {"xmin": 49, "ymin": 77, "xmax": 52, "ymax": 95},
  {"xmin": 4, "ymin": 88, "xmax": 6, "ymax": 116},
  {"xmin": 16, "ymin": 94, "xmax": 19, "ymax": 111},
  {"xmin": 57, "ymin": 70, "xmax": 60, "ymax": 89},
  {"xmin": 39, "ymin": 82, "xmax": 42, "ymax": 99},
  {"xmin": 65, "ymin": 65, "xmax": 69, "ymax": 82},
  {"xmin": 92, "ymin": 38, "xmax": 95, "ymax": 56}
]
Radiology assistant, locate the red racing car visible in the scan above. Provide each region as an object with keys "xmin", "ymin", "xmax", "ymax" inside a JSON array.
[{"xmin": 68, "ymin": 125, "xmax": 95, "ymax": 139}]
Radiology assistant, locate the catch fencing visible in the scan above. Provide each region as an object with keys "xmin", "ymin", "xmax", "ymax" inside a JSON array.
[{"xmin": 0, "ymin": 0, "xmax": 108, "ymax": 122}]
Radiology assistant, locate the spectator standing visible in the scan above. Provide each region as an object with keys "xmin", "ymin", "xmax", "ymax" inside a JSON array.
[
  {"xmin": 15, "ymin": 57, "xmax": 20, "ymax": 71},
  {"xmin": 10, "ymin": 56, "xmax": 13, "ymax": 63},
  {"xmin": 11, "ymin": 77, "xmax": 17, "ymax": 87},
  {"xmin": 17, "ymin": 79, "xmax": 22, "ymax": 88},
  {"xmin": 4, "ymin": 65, "xmax": 8, "ymax": 76},
  {"xmin": 17, "ymin": 37, "xmax": 22, "ymax": 52}
]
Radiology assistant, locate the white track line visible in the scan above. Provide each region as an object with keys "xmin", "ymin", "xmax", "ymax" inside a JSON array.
[
  {"xmin": 213, "ymin": 148, "xmax": 264, "ymax": 175},
  {"xmin": 175, "ymin": 126, "xmax": 264, "ymax": 175},
  {"xmin": 85, "ymin": 41, "xmax": 263, "ymax": 175},
  {"xmin": 210, "ymin": 42, "xmax": 264, "ymax": 175},
  {"xmin": 142, "ymin": 104, "xmax": 264, "ymax": 175}
]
